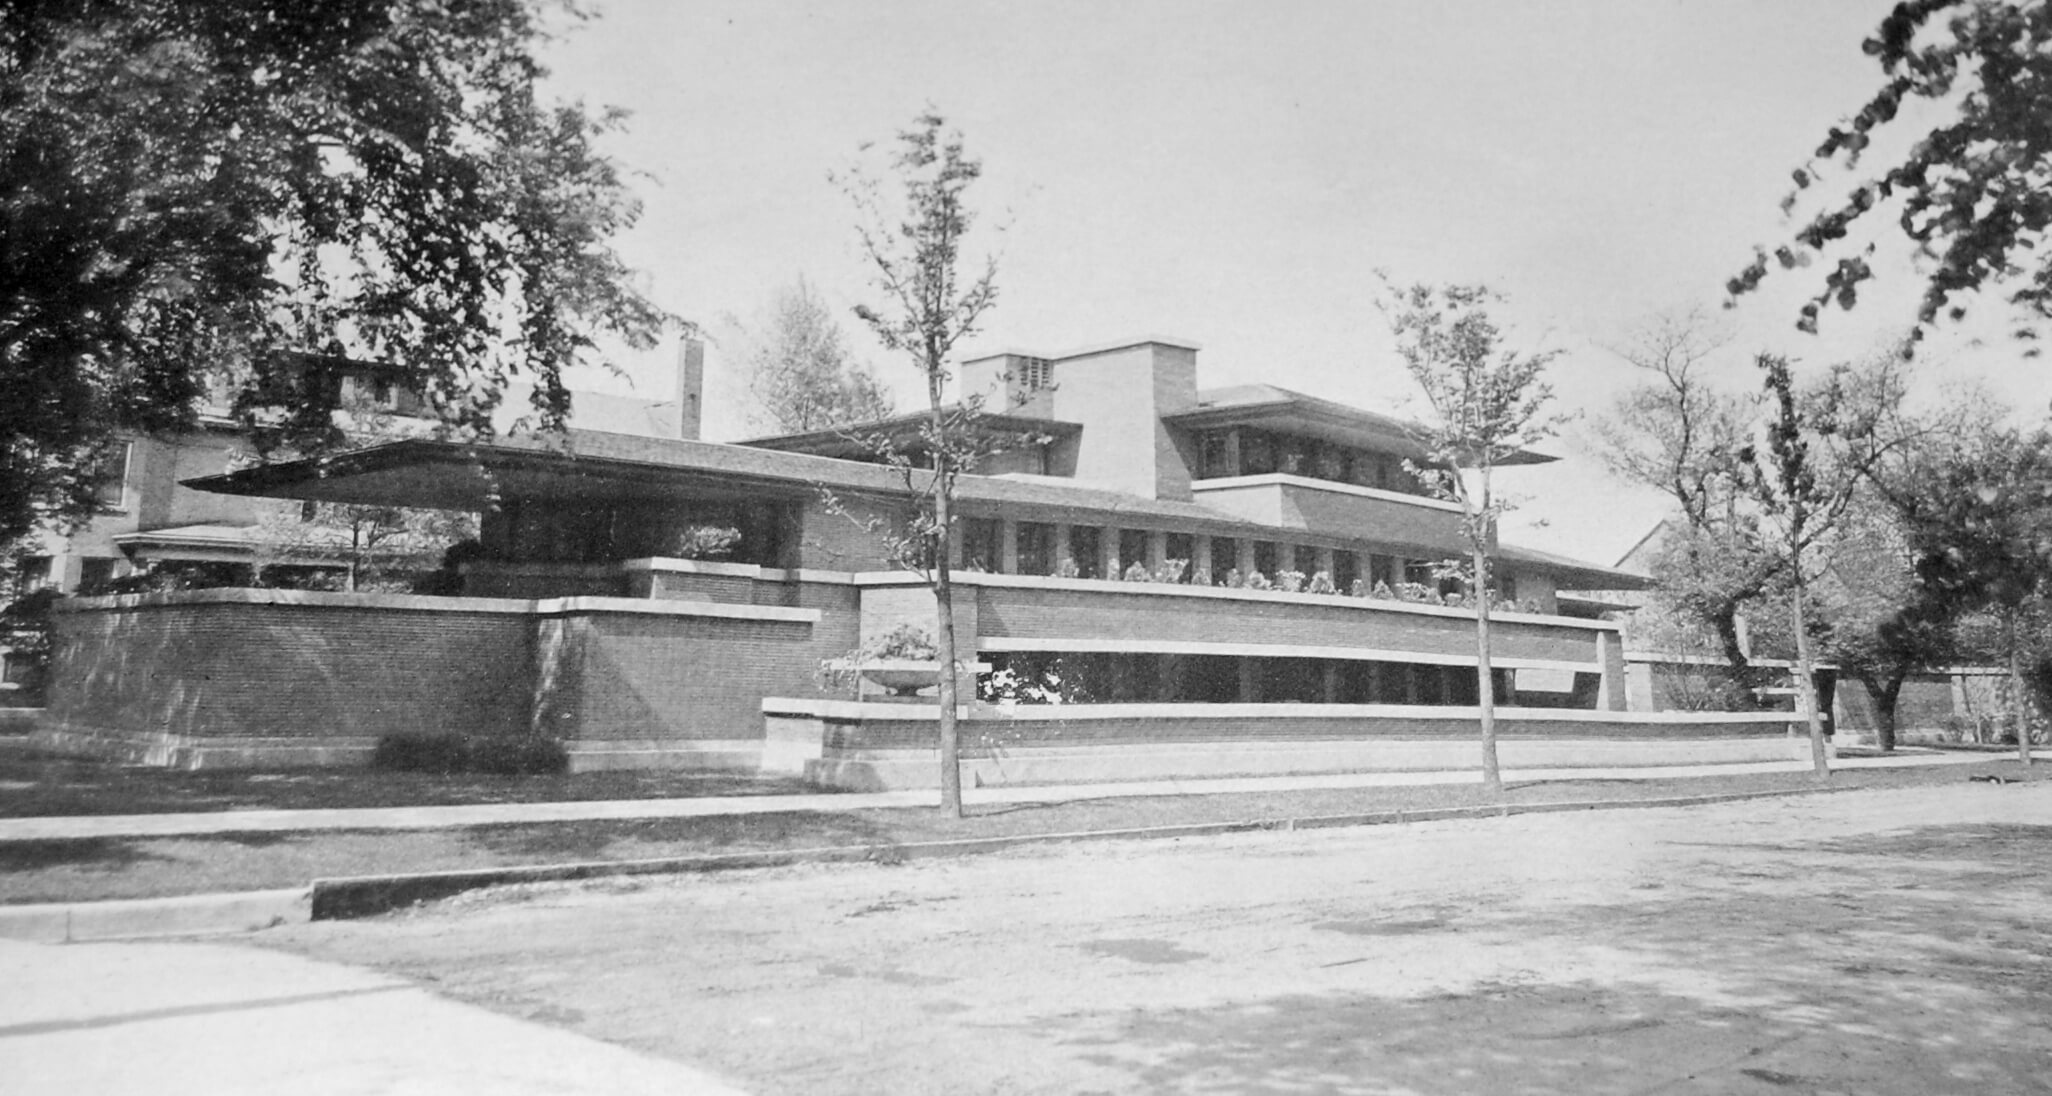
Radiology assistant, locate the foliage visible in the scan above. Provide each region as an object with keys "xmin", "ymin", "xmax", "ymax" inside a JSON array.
[
  {"xmin": 730, "ymin": 276, "xmax": 895, "ymax": 434},
  {"xmin": 0, "ymin": 0, "xmax": 669, "ymax": 551},
  {"xmin": 1730, "ymin": 0, "xmax": 2052, "ymax": 346},
  {"xmin": 1886, "ymin": 425, "xmax": 2052, "ymax": 757},
  {"xmin": 977, "ymin": 658, "xmax": 1080, "ymax": 705},
  {"xmin": 1379, "ymin": 277, "xmax": 1561, "ymax": 790},
  {"xmin": 867, "ymin": 623, "xmax": 940, "ymax": 661},
  {"xmin": 371, "ymin": 732, "xmax": 567, "ymax": 776},
  {"xmin": 673, "ymin": 524, "xmax": 742, "ymax": 561}
]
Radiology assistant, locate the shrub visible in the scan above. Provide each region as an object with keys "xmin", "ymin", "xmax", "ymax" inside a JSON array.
[
  {"xmin": 1054, "ymin": 556, "xmax": 1081, "ymax": 579},
  {"xmin": 372, "ymin": 733, "xmax": 567, "ymax": 775},
  {"xmin": 1223, "ymin": 568, "xmax": 1245, "ymax": 588},
  {"xmin": 1152, "ymin": 558, "xmax": 1188, "ymax": 584},
  {"xmin": 1371, "ymin": 580, "xmax": 1395, "ymax": 600},
  {"xmin": 1307, "ymin": 571, "xmax": 1335, "ymax": 595},
  {"xmin": 1190, "ymin": 567, "xmax": 1212, "ymax": 587},
  {"xmin": 868, "ymin": 623, "xmax": 938, "ymax": 660},
  {"xmin": 1246, "ymin": 571, "xmax": 1275, "ymax": 591},
  {"xmin": 674, "ymin": 524, "xmax": 742, "ymax": 560},
  {"xmin": 1122, "ymin": 561, "xmax": 1151, "ymax": 582}
]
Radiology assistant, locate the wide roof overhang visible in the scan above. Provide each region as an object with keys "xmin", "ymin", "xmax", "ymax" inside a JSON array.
[
  {"xmin": 185, "ymin": 429, "xmax": 1645, "ymax": 590},
  {"xmin": 1166, "ymin": 388, "xmax": 1558, "ymax": 467}
]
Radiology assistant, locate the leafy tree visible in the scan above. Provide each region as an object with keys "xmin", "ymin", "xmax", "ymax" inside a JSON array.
[
  {"xmin": 1809, "ymin": 491, "xmax": 1956, "ymax": 751},
  {"xmin": 730, "ymin": 276, "xmax": 895, "ymax": 434},
  {"xmin": 0, "ymin": 0, "xmax": 668, "ymax": 552},
  {"xmin": 1381, "ymin": 279, "xmax": 1562, "ymax": 793},
  {"xmin": 1729, "ymin": 0, "xmax": 2052, "ymax": 347},
  {"xmin": 1893, "ymin": 426, "xmax": 2052, "ymax": 762},
  {"xmin": 838, "ymin": 112, "xmax": 1001, "ymax": 817},
  {"xmin": 1737, "ymin": 354, "xmax": 1918, "ymax": 778}
]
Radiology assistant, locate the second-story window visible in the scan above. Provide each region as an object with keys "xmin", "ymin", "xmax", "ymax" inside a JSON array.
[{"xmin": 92, "ymin": 441, "xmax": 133, "ymax": 511}]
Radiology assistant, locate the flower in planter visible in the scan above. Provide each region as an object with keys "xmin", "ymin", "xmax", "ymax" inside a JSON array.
[
  {"xmin": 1223, "ymin": 568, "xmax": 1245, "ymax": 588},
  {"xmin": 1122, "ymin": 561, "xmax": 1151, "ymax": 582},
  {"xmin": 1308, "ymin": 571, "xmax": 1336, "ymax": 595},
  {"xmin": 1054, "ymin": 556, "xmax": 1081, "ymax": 579},
  {"xmin": 674, "ymin": 524, "xmax": 741, "ymax": 560}
]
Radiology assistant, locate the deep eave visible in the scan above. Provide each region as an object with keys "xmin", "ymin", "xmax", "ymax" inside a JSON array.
[
  {"xmin": 1166, "ymin": 385, "xmax": 1558, "ymax": 467},
  {"xmin": 184, "ymin": 429, "xmax": 1645, "ymax": 589}
]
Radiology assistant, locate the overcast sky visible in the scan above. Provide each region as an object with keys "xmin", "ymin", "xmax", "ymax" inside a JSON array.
[{"xmin": 536, "ymin": 0, "xmax": 2047, "ymax": 566}]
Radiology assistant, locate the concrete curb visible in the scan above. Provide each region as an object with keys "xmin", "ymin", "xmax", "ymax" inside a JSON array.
[
  {"xmin": 0, "ymin": 785, "xmax": 1857, "ymax": 937},
  {"xmin": 0, "ymin": 886, "xmax": 310, "ymax": 943},
  {"xmin": 308, "ymin": 785, "xmax": 1837, "ymax": 920}
]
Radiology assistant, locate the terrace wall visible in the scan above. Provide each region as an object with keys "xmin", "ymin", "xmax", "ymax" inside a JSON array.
[
  {"xmin": 765, "ymin": 699, "xmax": 1807, "ymax": 789},
  {"xmin": 36, "ymin": 589, "xmax": 827, "ymax": 770}
]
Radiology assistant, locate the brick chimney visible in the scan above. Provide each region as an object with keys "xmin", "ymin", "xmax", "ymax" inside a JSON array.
[{"xmin": 675, "ymin": 335, "xmax": 704, "ymax": 440}]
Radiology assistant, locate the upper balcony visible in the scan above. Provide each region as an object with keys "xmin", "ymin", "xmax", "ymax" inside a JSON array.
[{"xmin": 1189, "ymin": 472, "xmax": 1469, "ymax": 554}]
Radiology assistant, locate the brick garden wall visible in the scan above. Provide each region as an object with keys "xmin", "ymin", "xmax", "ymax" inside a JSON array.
[
  {"xmin": 39, "ymin": 589, "xmax": 831, "ymax": 768},
  {"xmin": 44, "ymin": 590, "xmax": 532, "ymax": 744},
  {"xmin": 969, "ymin": 578, "xmax": 1602, "ymax": 665}
]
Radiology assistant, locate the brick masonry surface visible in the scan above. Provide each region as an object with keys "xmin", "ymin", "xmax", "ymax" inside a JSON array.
[
  {"xmin": 42, "ymin": 588, "xmax": 847, "ymax": 766},
  {"xmin": 47, "ymin": 600, "xmax": 531, "ymax": 742},
  {"xmin": 973, "ymin": 583, "xmax": 1599, "ymax": 664}
]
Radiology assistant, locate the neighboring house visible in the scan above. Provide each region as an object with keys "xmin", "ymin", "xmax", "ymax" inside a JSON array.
[{"xmin": 39, "ymin": 336, "xmax": 1820, "ymax": 784}]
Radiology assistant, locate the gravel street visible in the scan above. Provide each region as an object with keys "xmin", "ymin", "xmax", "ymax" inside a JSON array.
[{"xmin": 271, "ymin": 783, "xmax": 2052, "ymax": 1094}]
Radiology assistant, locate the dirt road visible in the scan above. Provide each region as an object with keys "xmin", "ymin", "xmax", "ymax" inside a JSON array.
[{"xmin": 270, "ymin": 784, "xmax": 2052, "ymax": 1094}]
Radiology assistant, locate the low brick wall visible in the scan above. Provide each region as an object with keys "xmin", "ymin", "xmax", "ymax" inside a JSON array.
[
  {"xmin": 763, "ymin": 699, "xmax": 1805, "ymax": 790},
  {"xmin": 39, "ymin": 589, "xmax": 826, "ymax": 770}
]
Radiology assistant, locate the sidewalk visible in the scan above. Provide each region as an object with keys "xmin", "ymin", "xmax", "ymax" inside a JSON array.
[
  {"xmin": 0, "ymin": 750, "xmax": 1988, "ymax": 842},
  {"xmin": 0, "ymin": 936, "xmax": 752, "ymax": 1095}
]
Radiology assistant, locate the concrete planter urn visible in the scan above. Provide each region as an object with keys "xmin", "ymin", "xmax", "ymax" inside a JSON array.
[{"xmin": 855, "ymin": 659, "xmax": 990, "ymax": 697}]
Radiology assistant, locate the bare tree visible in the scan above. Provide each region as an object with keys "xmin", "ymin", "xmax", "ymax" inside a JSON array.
[
  {"xmin": 1381, "ymin": 279, "xmax": 1562, "ymax": 793},
  {"xmin": 1597, "ymin": 309, "xmax": 1771, "ymax": 685},
  {"xmin": 730, "ymin": 276, "xmax": 895, "ymax": 434},
  {"xmin": 837, "ymin": 113, "xmax": 1001, "ymax": 817}
]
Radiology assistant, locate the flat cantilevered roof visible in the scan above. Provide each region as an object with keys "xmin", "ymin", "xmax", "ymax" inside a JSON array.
[
  {"xmin": 1165, "ymin": 385, "xmax": 1558, "ymax": 467},
  {"xmin": 185, "ymin": 429, "xmax": 1642, "ymax": 589}
]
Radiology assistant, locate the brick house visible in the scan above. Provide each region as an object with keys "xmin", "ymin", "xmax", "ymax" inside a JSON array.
[{"xmin": 36, "ymin": 338, "xmax": 1810, "ymax": 784}]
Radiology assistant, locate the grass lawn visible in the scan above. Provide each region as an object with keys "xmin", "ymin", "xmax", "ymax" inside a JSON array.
[
  {"xmin": 2, "ymin": 754, "xmax": 2045, "ymax": 907},
  {"xmin": 0, "ymin": 745, "xmax": 827, "ymax": 817}
]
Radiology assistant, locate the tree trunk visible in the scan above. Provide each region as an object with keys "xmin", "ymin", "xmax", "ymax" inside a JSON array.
[
  {"xmin": 1473, "ymin": 546, "xmax": 1501, "ymax": 793},
  {"xmin": 930, "ymin": 394, "xmax": 964, "ymax": 816},
  {"xmin": 1791, "ymin": 586, "xmax": 1829, "ymax": 781},
  {"xmin": 2010, "ymin": 611, "xmax": 2032, "ymax": 767},
  {"xmin": 1858, "ymin": 674, "xmax": 1901, "ymax": 753}
]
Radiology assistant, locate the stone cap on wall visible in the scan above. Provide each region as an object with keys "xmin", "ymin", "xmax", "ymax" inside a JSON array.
[{"xmin": 58, "ymin": 587, "xmax": 823, "ymax": 624}]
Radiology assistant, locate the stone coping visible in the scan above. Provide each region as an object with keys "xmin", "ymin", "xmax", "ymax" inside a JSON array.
[
  {"xmin": 857, "ymin": 570, "xmax": 1621, "ymax": 631},
  {"xmin": 761, "ymin": 697, "xmax": 1795, "ymax": 726},
  {"xmin": 975, "ymin": 636, "xmax": 1597, "ymax": 672},
  {"xmin": 618, "ymin": 557, "xmax": 858, "ymax": 584},
  {"xmin": 58, "ymin": 587, "xmax": 822, "ymax": 624},
  {"xmin": 1191, "ymin": 471, "xmax": 1465, "ymax": 514}
]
